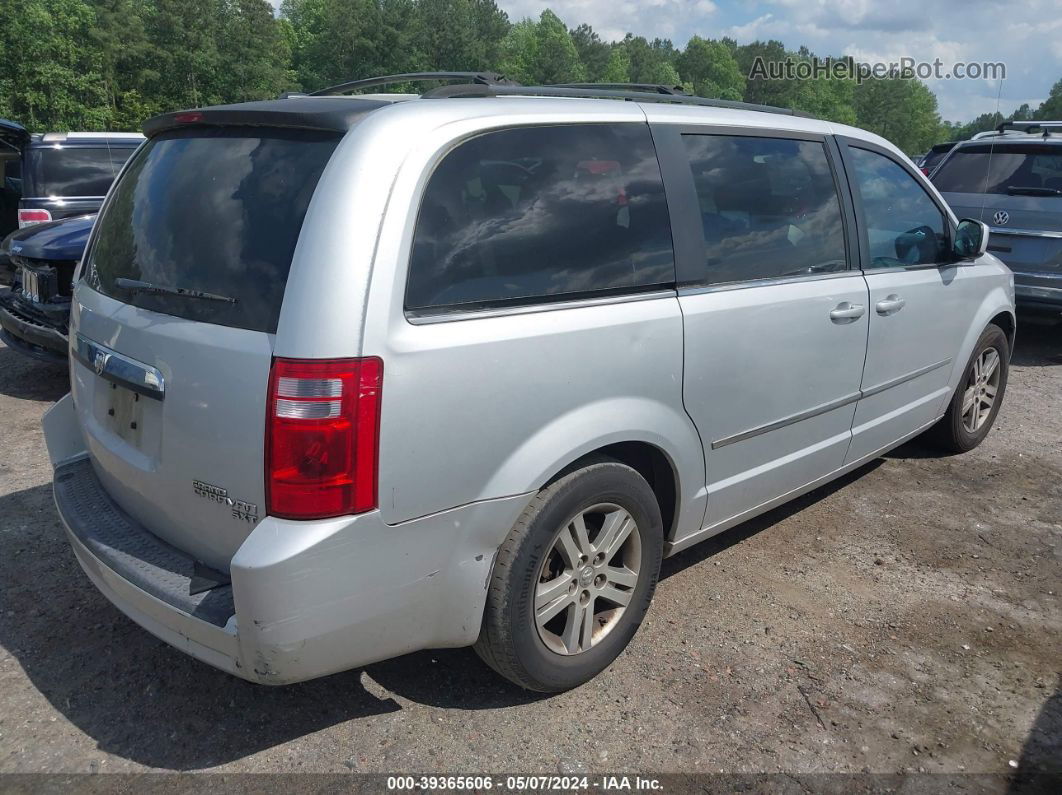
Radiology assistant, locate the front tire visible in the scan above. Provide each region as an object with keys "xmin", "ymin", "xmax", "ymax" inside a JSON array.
[
  {"xmin": 931, "ymin": 323, "xmax": 1009, "ymax": 453},
  {"xmin": 475, "ymin": 459, "xmax": 663, "ymax": 692}
]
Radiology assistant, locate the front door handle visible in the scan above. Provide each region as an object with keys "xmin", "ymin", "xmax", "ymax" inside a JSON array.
[
  {"xmin": 830, "ymin": 302, "xmax": 865, "ymax": 322},
  {"xmin": 876, "ymin": 295, "xmax": 906, "ymax": 315}
]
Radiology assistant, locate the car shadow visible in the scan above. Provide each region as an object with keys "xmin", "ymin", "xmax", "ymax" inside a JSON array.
[
  {"xmin": 660, "ymin": 459, "xmax": 883, "ymax": 580},
  {"xmin": 1012, "ymin": 314, "xmax": 1061, "ymax": 368},
  {"xmin": 0, "ymin": 340, "xmax": 68, "ymax": 401},
  {"xmin": 2, "ymin": 459, "xmax": 889, "ymax": 769},
  {"xmin": 1009, "ymin": 679, "xmax": 1061, "ymax": 793},
  {"xmin": 0, "ymin": 482, "xmax": 549, "ymax": 770}
]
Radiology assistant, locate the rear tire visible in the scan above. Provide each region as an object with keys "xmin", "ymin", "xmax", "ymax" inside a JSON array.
[
  {"xmin": 930, "ymin": 323, "xmax": 1009, "ymax": 453},
  {"xmin": 475, "ymin": 459, "xmax": 663, "ymax": 692}
]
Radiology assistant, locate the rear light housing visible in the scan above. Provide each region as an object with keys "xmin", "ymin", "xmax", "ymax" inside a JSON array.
[
  {"xmin": 266, "ymin": 357, "xmax": 383, "ymax": 520},
  {"xmin": 18, "ymin": 208, "xmax": 51, "ymax": 228}
]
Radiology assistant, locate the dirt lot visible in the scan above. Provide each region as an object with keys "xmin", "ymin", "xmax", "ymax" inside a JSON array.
[{"xmin": 0, "ymin": 319, "xmax": 1059, "ymax": 783}]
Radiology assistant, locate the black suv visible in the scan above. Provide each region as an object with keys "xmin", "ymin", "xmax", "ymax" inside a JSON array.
[{"xmin": 0, "ymin": 120, "xmax": 142, "ymax": 272}]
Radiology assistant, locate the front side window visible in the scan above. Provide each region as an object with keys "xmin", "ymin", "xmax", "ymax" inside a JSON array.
[
  {"xmin": 406, "ymin": 124, "xmax": 674, "ymax": 312},
  {"xmin": 849, "ymin": 147, "xmax": 948, "ymax": 268},
  {"xmin": 681, "ymin": 134, "xmax": 847, "ymax": 286}
]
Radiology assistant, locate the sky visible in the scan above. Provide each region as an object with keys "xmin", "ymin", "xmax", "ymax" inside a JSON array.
[{"xmin": 270, "ymin": 0, "xmax": 1062, "ymax": 123}]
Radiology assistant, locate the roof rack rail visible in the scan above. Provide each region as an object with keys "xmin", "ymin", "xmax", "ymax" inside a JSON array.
[
  {"xmin": 995, "ymin": 120, "xmax": 1062, "ymax": 134},
  {"xmin": 553, "ymin": 82, "xmax": 686, "ymax": 96},
  {"xmin": 420, "ymin": 82, "xmax": 813, "ymax": 118},
  {"xmin": 310, "ymin": 72, "xmax": 517, "ymax": 97}
]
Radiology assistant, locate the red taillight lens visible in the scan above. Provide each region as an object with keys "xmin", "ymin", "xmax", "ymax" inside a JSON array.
[
  {"xmin": 18, "ymin": 208, "xmax": 51, "ymax": 228},
  {"xmin": 266, "ymin": 357, "xmax": 383, "ymax": 520},
  {"xmin": 173, "ymin": 111, "xmax": 204, "ymax": 123}
]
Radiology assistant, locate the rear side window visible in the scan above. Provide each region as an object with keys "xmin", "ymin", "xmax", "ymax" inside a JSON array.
[
  {"xmin": 681, "ymin": 135, "xmax": 846, "ymax": 286},
  {"xmin": 931, "ymin": 143, "xmax": 1062, "ymax": 195},
  {"xmin": 85, "ymin": 128, "xmax": 341, "ymax": 333},
  {"xmin": 406, "ymin": 124, "xmax": 674, "ymax": 312},
  {"xmin": 25, "ymin": 146, "xmax": 136, "ymax": 197}
]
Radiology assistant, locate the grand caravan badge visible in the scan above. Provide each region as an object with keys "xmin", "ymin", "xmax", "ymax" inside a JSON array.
[{"xmin": 193, "ymin": 480, "xmax": 259, "ymax": 523}]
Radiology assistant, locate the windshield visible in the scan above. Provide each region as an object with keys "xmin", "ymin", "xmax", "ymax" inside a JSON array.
[
  {"xmin": 25, "ymin": 146, "xmax": 137, "ymax": 197},
  {"xmin": 931, "ymin": 143, "xmax": 1062, "ymax": 195},
  {"xmin": 84, "ymin": 127, "xmax": 341, "ymax": 333}
]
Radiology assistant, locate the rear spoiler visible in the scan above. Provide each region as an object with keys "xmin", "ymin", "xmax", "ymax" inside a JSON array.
[{"xmin": 143, "ymin": 96, "xmax": 395, "ymax": 138}]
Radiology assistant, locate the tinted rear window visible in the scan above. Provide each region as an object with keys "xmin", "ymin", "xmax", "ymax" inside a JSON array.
[
  {"xmin": 85, "ymin": 128, "xmax": 341, "ymax": 333},
  {"xmin": 931, "ymin": 143, "xmax": 1062, "ymax": 194},
  {"xmin": 26, "ymin": 145, "xmax": 137, "ymax": 197},
  {"xmin": 406, "ymin": 124, "xmax": 674, "ymax": 312}
]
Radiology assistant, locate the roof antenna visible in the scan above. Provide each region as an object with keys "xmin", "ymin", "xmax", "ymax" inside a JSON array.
[{"xmin": 979, "ymin": 75, "xmax": 1006, "ymax": 222}]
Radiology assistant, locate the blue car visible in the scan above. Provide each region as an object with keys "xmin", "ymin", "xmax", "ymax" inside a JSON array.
[{"xmin": 0, "ymin": 213, "xmax": 94, "ymax": 362}]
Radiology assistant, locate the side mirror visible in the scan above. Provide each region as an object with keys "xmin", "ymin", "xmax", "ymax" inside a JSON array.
[{"xmin": 953, "ymin": 218, "xmax": 989, "ymax": 260}]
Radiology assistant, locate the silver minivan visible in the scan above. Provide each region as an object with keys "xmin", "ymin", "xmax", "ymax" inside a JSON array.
[{"xmin": 42, "ymin": 76, "xmax": 1015, "ymax": 692}]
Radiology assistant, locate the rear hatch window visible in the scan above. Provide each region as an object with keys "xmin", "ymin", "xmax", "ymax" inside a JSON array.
[
  {"xmin": 931, "ymin": 143, "xmax": 1062, "ymax": 195},
  {"xmin": 84, "ymin": 127, "xmax": 341, "ymax": 333},
  {"xmin": 25, "ymin": 146, "xmax": 136, "ymax": 197}
]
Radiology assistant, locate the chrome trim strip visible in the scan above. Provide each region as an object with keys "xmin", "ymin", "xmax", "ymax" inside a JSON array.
[
  {"xmin": 1011, "ymin": 271, "xmax": 1062, "ymax": 282},
  {"xmin": 989, "ymin": 227, "xmax": 1062, "ymax": 239},
  {"xmin": 1015, "ymin": 283, "xmax": 1062, "ymax": 298},
  {"xmin": 405, "ymin": 289, "xmax": 677, "ymax": 325},
  {"xmin": 711, "ymin": 392, "xmax": 861, "ymax": 449},
  {"xmin": 858, "ymin": 358, "xmax": 952, "ymax": 399},
  {"xmin": 678, "ymin": 269, "xmax": 853, "ymax": 298},
  {"xmin": 710, "ymin": 357, "xmax": 952, "ymax": 449},
  {"xmin": 73, "ymin": 334, "xmax": 165, "ymax": 400}
]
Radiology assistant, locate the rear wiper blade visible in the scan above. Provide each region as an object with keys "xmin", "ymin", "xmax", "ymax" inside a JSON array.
[
  {"xmin": 1005, "ymin": 185, "xmax": 1062, "ymax": 196},
  {"xmin": 114, "ymin": 278, "xmax": 237, "ymax": 304}
]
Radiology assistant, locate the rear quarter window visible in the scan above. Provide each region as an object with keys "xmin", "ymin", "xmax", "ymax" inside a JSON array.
[
  {"xmin": 84, "ymin": 127, "xmax": 341, "ymax": 333},
  {"xmin": 406, "ymin": 124, "xmax": 675, "ymax": 312}
]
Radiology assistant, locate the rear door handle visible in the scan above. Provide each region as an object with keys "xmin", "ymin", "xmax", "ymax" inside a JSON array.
[
  {"xmin": 876, "ymin": 295, "xmax": 906, "ymax": 315},
  {"xmin": 830, "ymin": 302, "xmax": 865, "ymax": 322}
]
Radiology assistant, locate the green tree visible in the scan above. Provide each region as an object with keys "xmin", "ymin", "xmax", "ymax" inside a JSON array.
[
  {"xmin": 854, "ymin": 70, "xmax": 941, "ymax": 154},
  {"xmin": 677, "ymin": 36, "xmax": 744, "ymax": 100},
  {"xmin": 0, "ymin": 0, "xmax": 110, "ymax": 130},
  {"xmin": 620, "ymin": 35, "xmax": 680, "ymax": 86},
  {"xmin": 498, "ymin": 11, "xmax": 584, "ymax": 85},
  {"xmin": 570, "ymin": 24, "xmax": 610, "ymax": 82},
  {"xmin": 600, "ymin": 46, "xmax": 631, "ymax": 84},
  {"xmin": 1035, "ymin": 78, "xmax": 1062, "ymax": 119},
  {"xmin": 217, "ymin": 0, "xmax": 296, "ymax": 102}
]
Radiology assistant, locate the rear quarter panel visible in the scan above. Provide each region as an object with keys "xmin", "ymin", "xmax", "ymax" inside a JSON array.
[{"xmin": 339, "ymin": 101, "xmax": 706, "ymax": 534}]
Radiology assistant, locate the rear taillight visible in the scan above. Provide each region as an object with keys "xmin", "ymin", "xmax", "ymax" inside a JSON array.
[
  {"xmin": 266, "ymin": 357, "xmax": 383, "ymax": 520},
  {"xmin": 18, "ymin": 208, "xmax": 51, "ymax": 228}
]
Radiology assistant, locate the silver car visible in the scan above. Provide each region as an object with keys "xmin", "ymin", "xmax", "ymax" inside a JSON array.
[{"xmin": 42, "ymin": 76, "xmax": 1015, "ymax": 692}]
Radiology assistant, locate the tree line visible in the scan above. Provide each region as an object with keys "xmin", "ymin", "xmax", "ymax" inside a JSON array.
[{"xmin": 1, "ymin": 0, "xmax": 1060, "ymax": 155}]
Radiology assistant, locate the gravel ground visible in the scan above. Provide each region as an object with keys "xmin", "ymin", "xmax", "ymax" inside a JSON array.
[{"xmin": 0, "ymin": 318, "xmax": 1059, "ymax": 782}]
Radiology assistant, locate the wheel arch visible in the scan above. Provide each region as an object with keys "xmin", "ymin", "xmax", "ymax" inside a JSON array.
[{"xmin": 480, "ymin": 397, "xmax": 706, "ymax": 543}]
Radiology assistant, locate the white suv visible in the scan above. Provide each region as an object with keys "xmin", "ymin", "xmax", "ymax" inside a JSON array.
[{"xmin": 43, "ymin": 74, "xmax": 1014, "ymax": 691}]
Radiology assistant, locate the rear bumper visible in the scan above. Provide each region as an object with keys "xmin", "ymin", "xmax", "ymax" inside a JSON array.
[
  {"xmin": 43, "ymin": 395, "xmax": 532, "ymax": 685},
  {"xmin": 0, "ymin": 292, "xmax": 68, "ymax": 362}
]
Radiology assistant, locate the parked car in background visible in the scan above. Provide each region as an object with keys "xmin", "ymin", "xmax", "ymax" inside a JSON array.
[
  {"xmin": 917, "ymin": 141, "xmax": 959, "ymax": 176},
  {"xmin": 42, "ymin": 75, "xmax": 1014, "ymax": 693},
  {"xmin": 932, "ymin": 122, "xmax": 1062, "ymax": 317},
  {"xmin": 0, "ymin": 120, "xmax": 140, "ymax": 279},
  {"xmin": 0, "ymin": 213, "xmax": 93, "ymax": 361}
]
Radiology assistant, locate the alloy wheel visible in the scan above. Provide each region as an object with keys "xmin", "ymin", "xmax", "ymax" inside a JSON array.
[
  {"xmin": 534, "ymin": 503, "xmax": 642, "ymax": 655},
  {"xmin": 961, "ymin": 347, "xmax": 1001, "ymax": 433}
]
